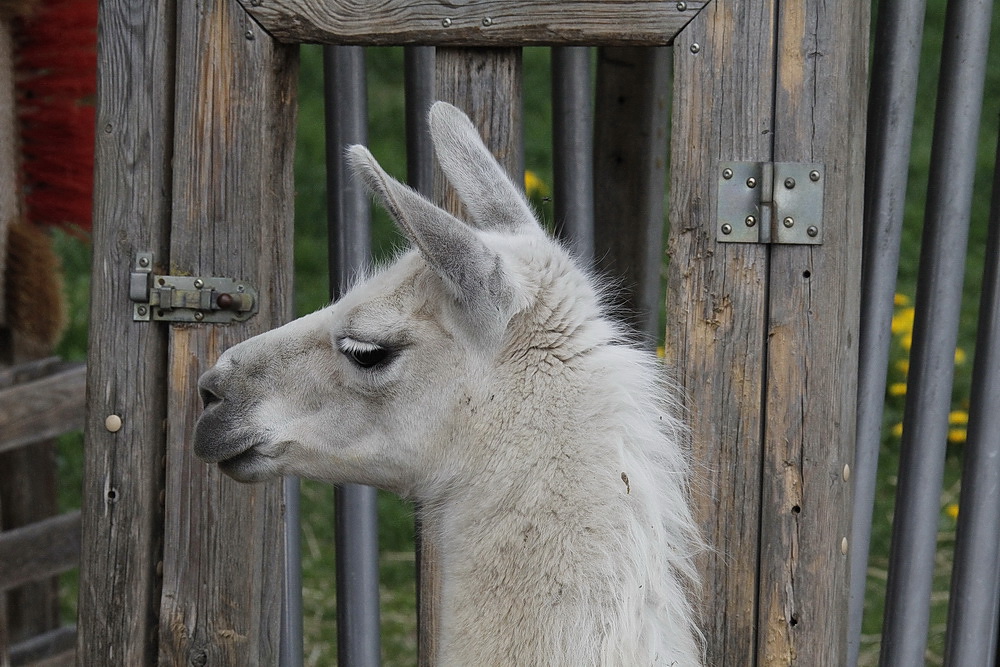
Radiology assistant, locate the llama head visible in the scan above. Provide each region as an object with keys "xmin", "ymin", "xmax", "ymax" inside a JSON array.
[{"xmin": 193, "ymin": 102, "xmax": 592, "ymax": 495}]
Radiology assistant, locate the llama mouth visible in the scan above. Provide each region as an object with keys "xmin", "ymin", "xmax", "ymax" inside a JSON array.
[{"xmin": 217, "ymin": 446, "xmax": 272, "ymax": 482}]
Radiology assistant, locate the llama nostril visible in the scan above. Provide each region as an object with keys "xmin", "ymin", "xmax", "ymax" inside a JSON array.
[{"xmin": 198, "ymin": 372, "xmax": 224, "ymax": 409}]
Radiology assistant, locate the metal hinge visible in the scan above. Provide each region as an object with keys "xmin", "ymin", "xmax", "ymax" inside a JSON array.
[
  {"xmin": 717, "ymin": 162, "xmax": 824, "ymax": 244},
  {"xmin": 129, "ymin": 252, "xmax": 258, "ymax": 323}
]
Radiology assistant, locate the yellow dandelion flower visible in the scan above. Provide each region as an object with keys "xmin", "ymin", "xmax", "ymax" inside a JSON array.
[
  {"xmin": 901, "ymin": 333, "xmax": 913, "ymax": 351},
  {"xmin": 890, "ymin": 422, "xmax": 903, "ymax": 438},
  {"xmin": 895, "ymin": 360, "xmax": 910, "ymax": 375},
  {"xmin": 894, "ymin": 293, "xmax": 911, "ymax": 306},
  {"xmin": 945, "ymin": 503, "xmax": 959, "ymax": 520},
  {"xmin": 888, "ymin": 382, "xmax": 907, "ymax": 397},
  {"xmin": 948, "ymin": 428, "xmax": 967, "ymax": 444},
  {"xmin": 891, "ymin": 307, "xmax": 915, "ymax": 336},
  {"xmin": 524, "ymin": 170, "xmax": 550, "ymax": 197},
  {"xmin": 949, "ymin": 410, "xmax": 969, "ymax": 425},
  {"xmin": 954, "ymin": 347, "xmax": 967, "ymax": 364}
]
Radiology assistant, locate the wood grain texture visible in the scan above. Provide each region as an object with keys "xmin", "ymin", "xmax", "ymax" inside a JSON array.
[
  {"xmin": 0, "ymin": 364, "xmax": 86, "ymax": 454},
  {"xmin": 593, "ymin": 46, "xmax": 671, "ymax": 346},
  {"xmin": 665, "ymin": 2, "xmax": 776, "ymax": 664},
  {"xmin": 0, "ymin": 511, "xmax": 80, "ymax": 592},
  {"xmin": 756, "ymin": 1, "xmax": 867, "ymax": 663},
  {"xmin": 78, "ymin": 0, "xmax": 175, "ymax": 661},
  {"xmin": 241, "ymin": 0, "xmax": 706, "ymax": 46},
  {"xmin": 157, "ymin": 0, "xmax": 297, "ymax": 663},
  {"xmin": 418, "ymin": 47, "xmax": 522, "ymax": 667}
]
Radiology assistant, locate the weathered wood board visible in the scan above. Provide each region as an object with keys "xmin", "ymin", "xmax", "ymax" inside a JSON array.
[
  {"xmin": 242, "ymin": 0, "xmax": 706, "ymax": 46},
  {"xmin": 0, "ymin": 364, "xmax": 86, "ymax": 454},
  {"xmin": 157, "ymin": 0, "xmax": 297, "ymax": 663},
  {"xmin": 0, "ymin": 511, "xmax": 80, "ymax": 592},
  {"xmin": 78, "ymin": 0, "xmax": 174, "ymax": 661}
]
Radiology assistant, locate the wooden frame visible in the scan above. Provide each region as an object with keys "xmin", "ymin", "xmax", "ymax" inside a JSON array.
[{"xmin": 81, "ymin": 0, "xmax": 868, "ymax": 663}]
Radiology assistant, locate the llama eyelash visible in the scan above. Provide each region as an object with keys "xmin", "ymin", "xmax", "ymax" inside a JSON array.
[{"xmin": 337, "ymin": 336, "xmax": 394, "ymax": 370}]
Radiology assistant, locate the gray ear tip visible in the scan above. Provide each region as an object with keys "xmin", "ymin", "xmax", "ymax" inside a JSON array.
[{"xmin": 345, "ymin": 144, "xmax": 378, "ymax": 179}]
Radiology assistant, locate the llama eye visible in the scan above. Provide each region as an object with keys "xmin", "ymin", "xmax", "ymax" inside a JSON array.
[{"xmin": 338, "ymin": 338, "xmax": 393, "ymax": 370}]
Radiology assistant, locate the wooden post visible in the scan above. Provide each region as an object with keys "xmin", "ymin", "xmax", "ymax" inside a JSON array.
[
  {"xmin": 418, "ymin": 46, "xmax": 522, "ymax": 666},
  {"xmin": 667, "ymin": 1, "xmax": 867, "ymax": 663},
  {"xmin": 158, "ymin": 0, "xmax": 297, "ymax": 663},
  {"xmin": 79, "ymin": 0, "xmax": 173, "ymax": 660}
]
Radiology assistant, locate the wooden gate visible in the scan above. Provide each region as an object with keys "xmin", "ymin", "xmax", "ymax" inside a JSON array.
[{"xmin": 80, "ymin": 1, "xmax": 868, "ymax": 664}]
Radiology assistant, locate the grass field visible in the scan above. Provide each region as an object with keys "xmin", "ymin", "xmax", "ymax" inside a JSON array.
[{"xmin": 45, "ymin": 4, "xmax": 1000, "ymax": 664}]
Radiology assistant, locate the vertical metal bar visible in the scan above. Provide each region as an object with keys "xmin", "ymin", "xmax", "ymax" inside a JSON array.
[
  {"xmin": 280, "ymin": 478, "xmax": 304, "ymax": 666},
  {"xmin": 405, "ymin": 46, "xmax": 435, "ymax": 196},
  {"xmin": 847, "ymin": 0, "xmax": 926, "ymax": 662},
  {"xmin": 943, "ymin": 125, "xmax": 1000, "ymax": 665},
  {"xmin": 551, "ymin": 46, "xmax": 595, "ymax": 263},
  {"xmin": 324, "ymin": 45, "xmax": 382, "ymax": 667},
  {"xmin": 879, "ymin": 1, "xmax": 994, "ymax": 664}
]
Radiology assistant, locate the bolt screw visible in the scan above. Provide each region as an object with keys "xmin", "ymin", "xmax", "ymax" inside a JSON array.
[
  {"xmin": 482, "ymin": 16, "xmax": 492, "ymax": 26},
  {"xmin": 442, "ymin": 17, "xmax": 452, "ymax": 27},
  {"xmin": 721, "ymin": 223, "xmax": 733, "ymax": 235},
  {"xmin": 244, "ymin": 29, "xmax": 254, "ymax": 40},
  {"xmin": 676, "ymin": 1, "xmax": 687, "ymax": 10},
  {"xmin": 139, "ymin": 256, "xmax": 149, "ymax": 267},
  {"xmin": 722, "ymin": 168, "xmax": 734, "ymax": 180},
  {"xmin": 746, "ymin": 177, "xmax": 757, "ymax": 189},
  {"xmin": 194, "ymin": 311, "xmax": 204, "ymax": 322},
  {"xmin": 784, "ymin": 177, "xmax": 796, "ymax": 189},
  {"xmin": 137, "ymin": 306, "xmax": 148, "ymax": 317},
  {"xmin": 690, "ymin": 43, "xmax": 701, "ymax": 54},
  {"xmin": 193, "ymin": 279, "xmax": 204, "ymax": 289},
  {"xmin": 807, "ymin": 226, "xmax": 819, "ymax": 237},
  {"xmin": 809, "ymin": 170, "xmax": 821, "ymax": 182},
  {"xmin": 783, "ymin": 217, "xmax": 795, "ymax": 228},
  {"xmin": 745, "ymin": 215, "xmax": 757, "ymax": 227}
]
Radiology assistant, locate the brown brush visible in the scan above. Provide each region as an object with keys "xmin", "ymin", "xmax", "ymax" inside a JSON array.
[{"xmin": 3, "ymin": 219, "xmax": 67, "ymax": 355}]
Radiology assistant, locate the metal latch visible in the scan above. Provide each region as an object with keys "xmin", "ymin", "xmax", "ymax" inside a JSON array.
[
  {"xmin": 717, "ymin": 162, "xmax": 824, "ymax": 244},
  {"xmin": 129, "ymin": 252, "xmax": 258, "ymax": 323}
]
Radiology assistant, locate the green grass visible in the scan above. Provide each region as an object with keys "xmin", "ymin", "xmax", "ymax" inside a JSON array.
[{"xmin": 41, "ymin": 4, "xmax": 1000, "ymax": 663}]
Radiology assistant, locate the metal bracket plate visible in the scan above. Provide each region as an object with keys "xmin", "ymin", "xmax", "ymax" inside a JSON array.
[
  {"xmin": 129, "ymin": 252, "xmax": 258, "ymax": 323},
  {"xmin": 717, "ymin": 161, "xmax": 824, "ymax": 245}
]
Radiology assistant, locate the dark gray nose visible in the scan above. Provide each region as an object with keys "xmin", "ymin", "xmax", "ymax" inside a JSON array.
[{"xmin": 198, "ymin": 369, "xmax": 224, "ymax": 410}]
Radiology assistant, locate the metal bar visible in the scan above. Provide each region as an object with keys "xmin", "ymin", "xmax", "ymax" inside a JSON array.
[
  {"xmin": 405, "ymin": 46, "xmax": 435, "ymax": 196},
  {"xmin": 280, "ymin": 477, "xmax": 304, "ymax": 666},
  {"xmin": 847, "ymin": 0, "xmax": 926, "ymax": 662},
  {"xmin": 324, "ymin": 45, "xmax": 382, "ymax": 667},
  {"xmin": 551, "ymin": 46, "xmax": 594, "ymax": 263},
  {"xmin": 943, "ymin": 123, "xmax": 1000, "ymax": 665},
  {"xmin": 878, "ymin": 1, "xmax": 994, "ymax": 663}
]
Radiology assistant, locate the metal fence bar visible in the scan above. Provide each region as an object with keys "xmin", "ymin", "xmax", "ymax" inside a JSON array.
[
  {"xmin": 878, "ymin": 1, "xmax": 994, "ymax": 663},
  {"xmin": 847, "ymin": 0, "xmax": 926, "ymax": 662},
  {"xmin": 943, "ymin": 124, "xmax": 1000, "ymax": 665},
  {"xmin": 551, "ymin": 46, "xmax": 595, "ymax": 263},
  {"xmin": 324, "ymin": 45, "xmax": 383, "ymax": 666},
  {"xmin": 405, "ymin": 46, "xmax": 435, "ymax": 196},
  {"xmin": 280, "ymin": 478, "xmax": 304, "ymax": 666}
]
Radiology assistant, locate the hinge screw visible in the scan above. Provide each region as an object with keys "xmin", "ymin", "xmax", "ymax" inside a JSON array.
[
  {"xmin": 136, "ymin": 306, "xmax": 148, "ymax": 317},
  {"xmin": 193, "ymin": 279, "xmax": 204, "ymax": 289},
  {"xmin": 690, "ymin": 43, "xmax": 701, "ymax": 54},
  {"xmin": 721, "ymin": 223, "xmax": 733, "ymax": 235},
  {"xmin": 482, "ymin": 16, "xmax": 492, "ymax": 26},
  {"xmin": 746, "ymin": 177, "xmax": 757, "ymax": 189},
  {"xmin": 783, "ymin": 217, "xmax": 795, "ymax": 228},
  {"xmin": 442, "ymin": 17, "xmax": 452, "ymax": 27},
  {"xmin": 138, "ymin": 256, "xmax": 150, "ymax": 267},
  {"xmin": 784, "ymin": 177, "xmax": 796, "ymax": 189},
  {"xmin": 807, "ymin": 226, "xmax": 819, "ymax": 237},
  {"xmin": 745, "ymin": 215, "xmax": 757, "ymax": 227},
  {"xmin": 676, "ymin": 1, "xmax": 687, "ymax": 10},
  {"xmin": 722, "ymin": 168, "xmax": 734, "ymax": 180},
  {"xmin": 809, "ymin": 170, "xmax": 821, "ymax": 182},
  {"xmin": 194, "ymin": 312, "xmax": 205, "ymax": 322}
]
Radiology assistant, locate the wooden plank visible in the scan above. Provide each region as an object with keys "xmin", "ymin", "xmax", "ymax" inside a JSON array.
[
  {"xmin": 0, "ymin": 364, "xmax": 86, "ymax": 454},
  {"xmin": 8, "ymin": 625, "xmax": 76, "ymax": 667},
  {"xmin": 241, "ymin": 0, "xmax": 706, "ymax": 46},
  {"xmin": 157, "ymin": 0, "xmax": 297, "ymax": 663},
  {"xmin": 0, "ymin": 512, "xmax": 80, "ymax": 592},
  {"xmin": 593, "ymin": 46, "xmax": 671, "ymax": 346},
  {"xmin": 419, "ymin": 46, "xmax": 522, "ymax": 666},
  {"xmin": 664, "ymin": 2, "xmax": 777, "ymax": 664},
  {"xmin": 756, "ymin": 1, "xmax": 868, "ymax": 663},
  {"xmin": 78, "ymin": 0, "xmax": 174, "ymax": 660}
]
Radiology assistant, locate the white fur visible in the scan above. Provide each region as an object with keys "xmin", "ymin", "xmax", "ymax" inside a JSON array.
[{"xmin": 194, "ymin": 102, "xmax": 703, "ymax": 665}]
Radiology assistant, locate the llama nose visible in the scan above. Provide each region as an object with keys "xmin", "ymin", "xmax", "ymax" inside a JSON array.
[{"xmin": 198, "ymin": 371, "xmax": 224, "ymax": 409}]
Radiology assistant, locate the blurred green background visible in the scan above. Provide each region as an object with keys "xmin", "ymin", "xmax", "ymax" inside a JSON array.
[{"xmin": 45, "ymin": 3, "xmax": 1000, "ymax": 663}]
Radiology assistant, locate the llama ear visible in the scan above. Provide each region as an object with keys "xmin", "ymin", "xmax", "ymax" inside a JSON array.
[
  {"xmin": 347, "ymin": 145, "xmax": 518, "ymax": 336},
  {"xmin": 428, "ymin": 101, "xmax": 536, "ymax": 233}
]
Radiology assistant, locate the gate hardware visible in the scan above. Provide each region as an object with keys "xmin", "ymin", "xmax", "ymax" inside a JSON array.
[
  {"xmin": 717, "ymin": 162, "xmax": 824, "ymax": 244},
  {"xmin": 129, "ymin": 252, "xmax": 258, "ymax": 323}
]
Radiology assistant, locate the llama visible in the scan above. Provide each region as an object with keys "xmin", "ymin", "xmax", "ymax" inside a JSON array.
[{"xmin": 194, "ymin": 102, "xmax": 703, "ymax": 665}]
